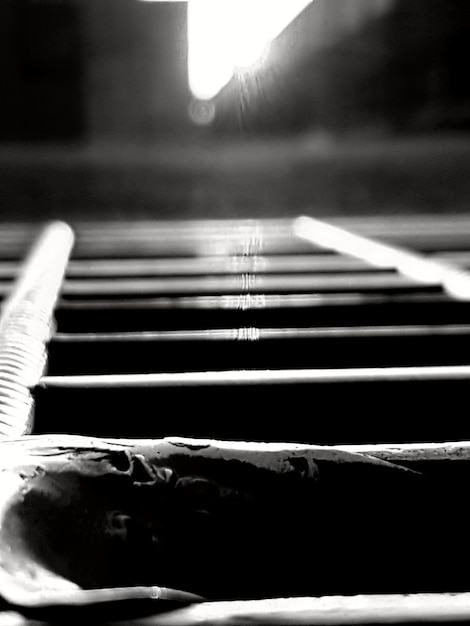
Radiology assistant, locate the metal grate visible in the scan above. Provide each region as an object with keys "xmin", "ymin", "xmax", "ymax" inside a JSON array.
[
  {"xmin": 30, "ymin": 216, "xmax": 470, "ymax": 444},
  {"xmin": 2, "ymin": 215, "xmax": 470, "ymax": 624}
]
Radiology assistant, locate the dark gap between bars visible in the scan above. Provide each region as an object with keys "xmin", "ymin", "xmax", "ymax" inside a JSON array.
[{"xmin": 47, "ymin": 325, "xmax": 470, "ymax": 375}]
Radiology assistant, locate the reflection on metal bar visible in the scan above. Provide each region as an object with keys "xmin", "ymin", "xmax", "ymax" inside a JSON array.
[
  {"xmin": 294, "ymin": 216, "xmax": 470, "ymax": 300},
  {"xmin": 0, "ymin": 222, "xmax": 74, "ymax": 437},
  {"xmin": 57, "ymin": 291, "xmax": 447, "ymax": 311},
  {"xmin": 63, "ymin": 254, "xmax": 372, "ymax": 277}
]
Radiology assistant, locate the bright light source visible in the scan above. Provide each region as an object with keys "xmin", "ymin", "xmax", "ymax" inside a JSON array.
[{"xmin": 187, "ymin": 0, "xmax": 312, "ymax": 101}]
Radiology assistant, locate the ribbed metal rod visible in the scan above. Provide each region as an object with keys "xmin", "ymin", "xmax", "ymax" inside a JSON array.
[
  {"xmin": 294, "ymin": 216, "xmax": 470, "ymax": 300},
  {"xmin": 45, "ymin": 273, "xmax": 430, "ymax": 298},
  {"xmin": 63, "ymin": 252, "xmax": 470, "ymax": 277},
  {"xmin": 68, "ymin": 213, "xmax": 470, "ymax": 236},
  {"xmin": 0, "ymin": 221, "xmax": 74, "ymax": 437},
  {"xmin": 4, "ymin": 215, "xmax": 470, "ymax": 257},
  {"xmin": 70, "ymin": 214, "xmax": 470, "ymax": 239},
  {"xmin": 57, "ymin": 291, "xmax": 446, "ymax": 311}
]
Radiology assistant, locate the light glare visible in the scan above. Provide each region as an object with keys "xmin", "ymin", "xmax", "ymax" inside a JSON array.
[{"xmin": 187, "ymin": 0, "xmax": 312, "ymax": 101}]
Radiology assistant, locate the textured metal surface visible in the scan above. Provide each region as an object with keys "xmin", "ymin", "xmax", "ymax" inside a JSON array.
[
  {"xmin": 3, "ymin": 215, "xmax": 470, "ymax": 624},
  {"xmin": 0, "ymin": 222, "xmax": 74, "ymax": 437}
]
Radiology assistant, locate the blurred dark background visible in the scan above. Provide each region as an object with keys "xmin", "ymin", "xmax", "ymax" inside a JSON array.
[{"xmin": 0, "ymin": 0, "xmax": 469, "ymax": 221}]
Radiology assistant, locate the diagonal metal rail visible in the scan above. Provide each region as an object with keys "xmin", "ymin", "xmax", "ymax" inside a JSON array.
[
  {"xmin": 0, "ymin": 222, "xmax": 74, "ymax": 437},
  {"xmin": 294, "ymin": 216, "xmax": 470, "ymax": 300}
]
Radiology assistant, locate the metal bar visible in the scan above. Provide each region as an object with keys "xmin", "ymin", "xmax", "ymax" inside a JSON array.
[
  {"xmin": 336, "ymin": 439, "xmax": 470, "ymax": 464},
  {"xmin": 57, "ymin": 291, "xmax": 448, "ymax": 311},
  {"xmin": 71, "ymin": 239, "xmax": 314, "ymax": 259},
  {"xmin": 124, "ymin": 592, "xmax": 470, "ymax": 626},
  {"xmin": 431, "ymin": 251, "xmax": 470, "ymax": 266},
  {"xmin": 70, "ymin": 214, "xmax": 470, "ymax": 238},
  {"xmin": 51, "ymin": 273, "xmax": 431, "ymax": 298},
  {"xmin": 294, "ymin": 216, "xmax": 470, "ymax": 300},
  {"xmin": 0, "ymin": 262, "xmax": 20, "ymax": 279},
  {"xmin": 52, "ymin": 323, "xmax": 470, "ymax": 343},
  {"xmin": 0, "ymin": 222, "xmax": 74, "ymax": 437},
  {"xmin": 63, "ymin": 252, "xmax": 470, "ymax": 277},
  {"xmin": 70, "ymin": 233, "xmax": 470, "ymax": 258},
  {"xmin": 39, "ymin": 364, "xmax": 470, "ymax": 388},
  {"xmin": 54, "ymin": 292, "xmax": 457, "ymax": 335},
  {"xmin": 65, "ymin": 213, "xmax": 470, "ymax": 235},
  {"xmin": 4, "ymin": 215, "xmax": 470, "ymax": 248},
  {"xmin": 62, "ymin": 254, "xmax": 372, "ymax": 277},
  {"xmin": 71, "ymin": 219, "xmax": 291, "ymax": 258},
  {"xmin": 327, "ymin": 213, "xmax": 470, "ymax": 236}
]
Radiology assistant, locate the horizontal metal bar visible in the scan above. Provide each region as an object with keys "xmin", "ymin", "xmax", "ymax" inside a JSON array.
[
  {"xmin": 72, "ymin": 218, "xmax": 292, "ymax": 237},
  {"xmin": 70, "ymin": 235, "xmax": 470, "ymax": 258},
  {"xmin": 62, "ymin": 252, "xmax": 470, "ymax": 277},
  {"xmin": 39, "ymin": 364, "xmax": 470, "ymax": 388},
  {"xmin": 52, "ymin": 323, "xmax": 470, "ymax": 343},
  {"xmin": 71, "ymin": 239, "xmax": 316, "ymax": 259},
  {"xmin": 329, "ymin": 213, "xmax": 470, "ymax": 236},
  {"xmin": 54, "ymin": 292, "xmax": 460, "ymax": 335},
  {"xmin": 70, "ymin": 220, "xmax": 296, "ymax": 258},
  {"xmin": 0, "ymin": 262, "xmax": 19, "ymax": 279},
  {"xmin": 432, "ymin": 251, "xmax": 470, "ymax": 266},
  {"xmin": 58, "ymin": 213, "xmax": 470, "ymax": 236},
  {"xmin": 54, "ymin": 273, "xmax": 432, "ymax": 297}
]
